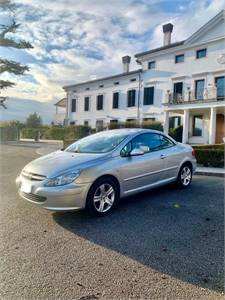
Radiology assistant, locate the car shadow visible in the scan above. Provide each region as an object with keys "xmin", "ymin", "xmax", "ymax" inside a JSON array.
[{"xmin": 53, "ymin": 178, "xmax": 224, "ymax": 292}]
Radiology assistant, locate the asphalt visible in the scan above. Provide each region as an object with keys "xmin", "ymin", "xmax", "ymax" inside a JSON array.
[{"xmin": 0, "ymin": 144, "xmax": 224, "ymax": 300}]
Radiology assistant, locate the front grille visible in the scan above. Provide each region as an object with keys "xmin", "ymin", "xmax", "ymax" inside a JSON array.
[
  {"xmin": 22, "ymin": 170, "xmax": 46, "ymax": 181},
  {"xmin": 20, "ymin": 191, "xmax": 46, "ymax": 203}
]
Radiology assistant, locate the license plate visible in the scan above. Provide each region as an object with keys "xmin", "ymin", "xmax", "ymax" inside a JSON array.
[{"xmin": 21, "ymin": 182, "xmax": 32, "ymax": 194}]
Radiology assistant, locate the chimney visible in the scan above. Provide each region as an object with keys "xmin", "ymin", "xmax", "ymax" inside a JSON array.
[
  {"xmin": 122, "ymin": 55, "xmax": 131, "ymax": 73},
  {"xmin": 162, "ymin": 23, "xmax": 173, "ymax": 46}
]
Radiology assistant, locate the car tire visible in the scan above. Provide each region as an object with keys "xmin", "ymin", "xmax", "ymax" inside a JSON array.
[
  {"xmin": 86, "ymin": 177, "xmax": 119, "ymax": 217},
  {"xmin": 176, "ymin": 163, "xmax": 193, "ymax": 189}
]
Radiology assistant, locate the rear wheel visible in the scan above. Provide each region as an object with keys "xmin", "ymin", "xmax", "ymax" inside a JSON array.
[
  {"xmin": 86, "ymin": 177, "xmax": 119, "ymax": 216},
  {"xmin": 176, "ymin": 164, "xmax": 192, "ymax": 188}
]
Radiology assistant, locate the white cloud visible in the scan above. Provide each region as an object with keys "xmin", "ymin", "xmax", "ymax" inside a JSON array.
[
  {"xmin": 0, "ymin": 0, "xmax": 224, "ymax": 122},
  {"xmin": 150, "ymin": 0, "xmax": 225, "ymax": 47}
]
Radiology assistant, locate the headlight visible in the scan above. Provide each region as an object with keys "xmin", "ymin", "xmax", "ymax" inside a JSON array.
[{"xmin": 45, "ymin": 171, "xmax": 80, "ymax": 187}]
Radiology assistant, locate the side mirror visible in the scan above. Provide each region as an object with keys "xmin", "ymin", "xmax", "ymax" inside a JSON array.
[{"xmin": 129, "ymin": 147, "xmax": 145, "ymax": 156}]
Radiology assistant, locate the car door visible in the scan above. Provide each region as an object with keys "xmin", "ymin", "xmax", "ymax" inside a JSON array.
[
  {"xmin": 158, "ymin": 134, "xmax": 181, "ymax": 180},
  {"xmin": 119, "ymin": 133, "xmax": 166, "ymax": 194}
]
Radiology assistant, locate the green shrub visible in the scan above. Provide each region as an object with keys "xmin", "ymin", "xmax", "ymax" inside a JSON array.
[
  {"xmin": 63, "ymin": 139, "xmax": 75, "ymax": 148},
  {"xmin": 169, "ymin": 125, "xmax": 183, "ymax": 142},
  {"xmin": 41, "ymin": 127, "xmax": 65, "ymax": 140},
  {"xmin": 108, "ymin": 122, "xmax": 122, "ymax": 130},
  {"xmin": 193, "ymin": 144, "xmax": 224, "ymax": 150},
  {"xmin": 142, "ymin": 121, "xmax": 163, "ymax": 131},
  {"xmin": 193, "ymin": 147, "xmax": 224, "ymax": 168},
  {"xmin": 108, "ymin": 120, "xmax": 163, "ymax": 131},
  {"xmin": 63, "ymin": 125, "xmax": 92, "ymax": 148},
  {"xmin": 123, "ymin": 121, "xmax": 140, "ymax": 128},
  {"xmin": 21, "ymin": 128, "xmax": 40, "ymax": 140},
  {"xmin": 64, "ymin": 125, "xmax": 91, "ymax": 140}
]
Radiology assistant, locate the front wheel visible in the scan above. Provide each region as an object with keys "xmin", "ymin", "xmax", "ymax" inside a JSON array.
[
  {"xmin": 86, "ymin": 178, "xmax": 119, "ymax": 216},
  {"xmin": 176, "ymin": 164, "xmax": 192, "ymax": 189}
]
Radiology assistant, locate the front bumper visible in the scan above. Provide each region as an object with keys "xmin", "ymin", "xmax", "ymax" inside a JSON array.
[{"xmin": 16, "ymin": 176, "xmax": 91, "ymax": 211}]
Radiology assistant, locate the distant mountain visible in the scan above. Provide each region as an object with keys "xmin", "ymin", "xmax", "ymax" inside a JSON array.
[{"xmin": 0, "ymin": 97, "xmax": 56, "ymax": 124}]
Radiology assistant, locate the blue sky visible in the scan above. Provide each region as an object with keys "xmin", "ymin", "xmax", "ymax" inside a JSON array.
[{"xmin": 0, "ymin": 0, "xmax": 224, "ymax": 123}]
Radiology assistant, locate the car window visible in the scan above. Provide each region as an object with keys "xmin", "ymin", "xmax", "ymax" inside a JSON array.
[
  {"xmin": 66, "ymin": 131, "xmax": 128, "ymax": 153},
  {"xmin": 121, "ymin": 133, "xmax": 175, "ymax": 156},
  {"xmin": 121, "ymin": 133, "xmax": 161, "ymax": 156},
  {"xmin": 120, "ymin": 142, "xmax": 132, "ymax": 157},
  {"xmin": 132, "ymin": 133, "xmax": 161, "ymax": 152},
  {"xmin": 159, "ymin": 135, "xmax": 175, "ymax": 149}
]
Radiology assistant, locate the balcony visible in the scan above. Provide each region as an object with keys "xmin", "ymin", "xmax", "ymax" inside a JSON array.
[{"xmin": 164, "ymin": 86, "xmax": 225, "ymax": 105}]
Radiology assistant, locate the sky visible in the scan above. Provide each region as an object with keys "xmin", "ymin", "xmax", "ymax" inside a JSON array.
[{"xmin": 0, "ymin": 0, "xmax": 224, "ymax": 124}]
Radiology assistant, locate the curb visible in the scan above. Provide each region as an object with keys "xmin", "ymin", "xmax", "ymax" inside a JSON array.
[{"xmin": 195, "ymin": 171, "xmax": 225, "ymax": 178}]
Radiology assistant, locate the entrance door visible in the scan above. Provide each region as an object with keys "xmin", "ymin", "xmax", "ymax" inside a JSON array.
[{"xmin": 216, "ymin": 114, "xmax": 225, "ymax": 143}]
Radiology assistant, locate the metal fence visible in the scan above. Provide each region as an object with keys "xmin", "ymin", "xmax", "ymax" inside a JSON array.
[{"xmin": 0, "ymin": 127, "xmax": 19, "ymax": 142}]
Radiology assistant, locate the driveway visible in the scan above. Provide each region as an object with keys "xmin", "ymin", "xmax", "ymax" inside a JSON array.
[{"xmin": 0, "ymin": 144, "xmax": 224, "ymax": 299}]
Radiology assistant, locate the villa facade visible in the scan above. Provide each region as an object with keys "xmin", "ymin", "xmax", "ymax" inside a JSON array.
[{"xmin": 55, "ymin": 10, "xmax": 225, "ymax": 144}]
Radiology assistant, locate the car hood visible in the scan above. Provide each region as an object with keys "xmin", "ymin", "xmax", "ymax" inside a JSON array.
[{"xmin": 23, "ymin": 150, "xmax": 109, "ymax": 178}]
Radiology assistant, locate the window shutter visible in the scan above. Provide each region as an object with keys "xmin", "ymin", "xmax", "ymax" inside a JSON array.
[
  {"xmin": 113, "ymin": 92, "xmax": 119, "ymax": 108},
  {"xmin": 144, "ymin": 87, "xmax": 154, "ymax": 105},
  {"xmin": 71, "ymin": 99, "xmax": 76, "ymax": 112},
  {"xmin": 127, "ymin": 90, "xmax": 136, "ymax": 107},
  {"xmin": 84, "ymin": 97, "xmax": 89, "ymax": 111},
  {"xmin": 97, "ymin": 95, "xmax": 103, "ymax": 110}
]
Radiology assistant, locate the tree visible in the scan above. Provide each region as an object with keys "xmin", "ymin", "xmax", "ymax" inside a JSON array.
[
  {"xmin": 26, "ymin": 113, "xmax": 42, "ymax": 128},
  {"xmin": 0, "ymin": 1, "xmax": 33, "ymax": 91}
]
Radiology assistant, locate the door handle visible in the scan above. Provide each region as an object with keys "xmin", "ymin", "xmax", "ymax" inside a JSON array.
[{"xmin": 160, "ymin": 154, "xmax": 166, "ymax": 159}]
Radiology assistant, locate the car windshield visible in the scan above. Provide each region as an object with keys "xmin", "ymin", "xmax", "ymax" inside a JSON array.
[{"xmin": 65, "ymin": 131, "xmax": 129, "ymax": 153}]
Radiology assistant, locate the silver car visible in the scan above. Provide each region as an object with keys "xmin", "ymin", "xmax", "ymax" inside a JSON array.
[{"xmin": 16, "ymin": 129, "xmax": 196, "ymax": 216}]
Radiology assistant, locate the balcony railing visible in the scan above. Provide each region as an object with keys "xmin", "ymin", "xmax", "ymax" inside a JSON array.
[{"xmin": 165, "ymin": 87, "xmax": 225, "ymax": 105}]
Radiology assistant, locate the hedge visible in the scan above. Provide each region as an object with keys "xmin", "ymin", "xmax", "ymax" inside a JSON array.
[
  {"xmin": 41, "ymin": 127, "xmax": 65, "ymax": 140},
  {"xmin": 21, "ymin": 125, "xmax": 92, "ymax": 141},
  {"xmin": 193, "ymin": 144, "xmax": 224, "ymax": 168},
  {"xmin": 63, "ymin": 125, "xmax": 92, "ymax": 148},
  {"xmin": 108, "ymin": 121, "xmax": 163, "ymax": 131},
  {"xmin": 142, "ymin": 121, "xmax": 163, "ymax": 131},
  {"xmin": 193, "ymin": 144, "xmax": 224, "ymax": 150},
  {"xmin": 194, "ymin": 149, "xmax": 224, "ymax": 168},
  {"xmin": 21, "ymin": 128, "xmax": 40, "ymax": 140}
]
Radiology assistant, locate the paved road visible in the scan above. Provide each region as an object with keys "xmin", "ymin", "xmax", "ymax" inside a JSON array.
[{"xmin": 0, "ymin": 145, "xmax": 224, "ymax": 300}]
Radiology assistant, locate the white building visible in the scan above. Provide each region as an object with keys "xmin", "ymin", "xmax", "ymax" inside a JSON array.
[{"xmin": 56, "ymin": 10, "xmax": 225, "ymax": 144}]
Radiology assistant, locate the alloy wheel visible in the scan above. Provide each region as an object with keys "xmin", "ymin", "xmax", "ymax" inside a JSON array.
[
  {"xmin": 181, "ymin": 166, "xmax": 192, "ymax": 186},
  {"xmin": 93, "ymin": 183, "xmax": 115, "ymax": 213}
]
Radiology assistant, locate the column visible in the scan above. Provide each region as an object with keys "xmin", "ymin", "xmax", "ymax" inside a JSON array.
[
  {"xmin": 182, "ymin": 109, "xmax": 189, "ymax": 144},
  {"xmin": 209, "ymin": 107, "xmax": 216, "ymax": 144},
  {"xmin": 163, "ymin": 111, "xmax": 169, "ymax": 135}
]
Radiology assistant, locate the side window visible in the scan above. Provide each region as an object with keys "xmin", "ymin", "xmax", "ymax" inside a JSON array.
[
  {"xmin": 121, "ymin": 133, "xmax": 174, "ymax": 157},
  {"xmin": 159, "ymin": 135, "xmax": 174, "ymax": 149},
  {"xmin": 132, "ymin": 133, "xmax": 161, "ymax": 153},
  {"xmin": 120, "ymin": 142, "xmax": 132, "ymax": 157}
]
